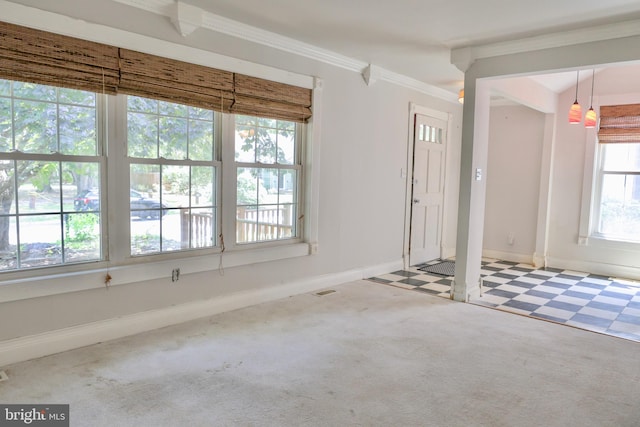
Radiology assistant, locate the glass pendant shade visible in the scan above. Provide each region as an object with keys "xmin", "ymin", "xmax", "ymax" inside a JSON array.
[
  {"xmin": 584, "ymin": 107, "xmax": 597, "ymax": 128},
  {"xmin": 569, "ymin": 101, "xmax": 582, "ymax": 124},
  {"xmin": 584, "ymin": 70, "xmax": 597, "ymax": 128},
  {"xmin": 458, "ymin": 89, "xmax": 464, "ymax": 104}
]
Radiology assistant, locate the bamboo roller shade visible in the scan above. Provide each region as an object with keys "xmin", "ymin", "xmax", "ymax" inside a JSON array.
[
  {"xmin": 598, "ymin": 104, "xmax": 640, "ymax": 143},
  {"xmin": 0, "ymin": 21, "xmax": 312, "ymax": 122},
  {"xmin": 0, "ymin": 21, "xmax": 119, "ymax": 94}
]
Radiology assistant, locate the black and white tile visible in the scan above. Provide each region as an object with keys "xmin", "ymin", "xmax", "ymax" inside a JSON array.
[{"xmin": 367, "ymin": 259, "xmax": 640, "ymax": 342}]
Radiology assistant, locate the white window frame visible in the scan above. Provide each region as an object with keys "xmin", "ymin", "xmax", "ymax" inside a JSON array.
[
  {"xmin": 0, "ymin": 79, "xmax": 321, "ymax": 303},
  {"xmin": 0, "ymin": 7, "xmax": 321, "ymax": 303},
  {"xmin": 223, "ymin": 114, "xmax": 305, "ymax": 250},
  {"xmin": 0, "ymin": 81, "xmax": 108, "ymax": 270},
  {"xmin": 123, "ymin": 95, "xmax": 222, "ymax": 257},
  {"xmin": 578, "ymin": 93, "xmax": 640, "ymax": 249}
]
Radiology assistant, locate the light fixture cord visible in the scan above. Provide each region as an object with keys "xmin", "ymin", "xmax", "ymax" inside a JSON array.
[{"xmin": 574, "ymin": 70, "xmax": 580, "ymax": 102}]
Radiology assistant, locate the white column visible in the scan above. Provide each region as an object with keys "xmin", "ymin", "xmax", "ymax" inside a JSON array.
[{"xmin": 451, "ymin": 78, "xmax": 491, "ymax": 302}]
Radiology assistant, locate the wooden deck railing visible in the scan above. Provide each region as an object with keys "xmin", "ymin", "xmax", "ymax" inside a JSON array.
[
  {"xmin": 236, "ymin": 205, "xmax": 293, "ymax": 243},
  {"xmin": 180, "ymin": 209, "xmax": 214, "ymax": 248},
  {"xmin": 180, "ymin": 205, "xmax": 294, "ymax": 247}
]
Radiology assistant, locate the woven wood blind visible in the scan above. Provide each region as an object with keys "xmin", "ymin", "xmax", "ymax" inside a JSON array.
[
  {"xmin": 0, "ymin": 21, "xmax": 312, "ymax": 121},
  {"xmin": 232, "ymin": 74, "xmax": 312, "ymax": 122},
  {"xmin": 119, "ymin": 49, "xmax": 235, "ymax": 112},
  {"xmin": 0, "ymin": 21, "xmax": 119, "ymax": 94},
  {"xmin": 598, "ymin": 104, "xmax": 640, "ymax": 143}
]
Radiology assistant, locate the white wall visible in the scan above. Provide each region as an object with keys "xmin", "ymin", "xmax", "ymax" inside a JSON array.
[
  {"xmin": 452, "ymin": 31, "xmax": 640, "ymax": 300},
  {"xmin": 0, "ymin": 0, "xmax": 462, "ymax": 358},
  {"xmin": 546, "ymin": 67, "xmax": 640, "ymax": 277},
  {"xmin": 484, "ymin": 105, "xmax": 545, "ymax": 262}
]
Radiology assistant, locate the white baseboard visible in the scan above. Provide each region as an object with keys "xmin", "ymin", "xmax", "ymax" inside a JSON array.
[
  {"xmin": 546, "ymin": 256, "xmax": 640, "ymax": 280},
  {"xmin": 0, "ymin": 259, "xmax": 402, "ymax": 367},
  {"xmin": 441, "ymin": 245, "xmax": 456, "ymax": 261},
  {"xmin": 482, "ymin": 249, "xmax": 533, "ymax": 265}
]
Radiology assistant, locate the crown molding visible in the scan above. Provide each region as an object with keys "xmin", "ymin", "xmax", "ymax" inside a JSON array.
[
  {"xmin": 452, "ymin": 18, "xmax": 640, "ymax": 71},
  {"xmin": 111, "ymin": 0, "xmax": 457, "ymax": 102}
]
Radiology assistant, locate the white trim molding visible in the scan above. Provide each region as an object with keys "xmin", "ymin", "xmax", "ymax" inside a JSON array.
[
  {"xmin": 451, "ymin": 18, "xmax": 640, "ymax": 71},
  {"xmin": 482, "ymin": 249, "xmax": 533, "ymax": 266},
  {"xmin": 110, "ymin": 0, "xmax": 457, "ymax": 102},
  {"xmin": 169, "ymin": 1, "xmax": 203, "ymax": 37},
  {"xmin": 0, "ymin": 259, "xmax": 402, "ymax": 367},
  {"xmin": 0, "ymin": 0, "xmax": 312, "ymax": 89},
  {"xmin": 546, "ymin": 256, "xmax": 640, "ymax": 281}
]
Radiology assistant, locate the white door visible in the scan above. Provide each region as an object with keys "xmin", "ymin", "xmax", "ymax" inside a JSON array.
[{"xmin": 410, "ymin": 113, "xmax": 447, "ymax": 265}]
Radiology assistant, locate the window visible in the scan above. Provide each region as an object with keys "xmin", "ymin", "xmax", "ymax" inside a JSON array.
[
  {"xmin": 0, "ymin": 79, "xmax": 103, "ymax": 271},
  {"xmin": 126, "ymin": 96, "xmax": 218, "ymax": 255},
  {"xmin": 592, "ymin": 104, "xmax": 640, "ymax": 242},
  {"xmin": 594, "ymin": 143, "xmax": 640, "ymax": 241},
  {"xmin": 0, "ymin": 80, "xmax": 305, "ymax": 272},
  {"xmin": 234, "ymin": 116, "xmax": 301, "ymax": 244},
  {"xmin": 0, "ymin": 21, "xmax": 312, "ymax": 276}
]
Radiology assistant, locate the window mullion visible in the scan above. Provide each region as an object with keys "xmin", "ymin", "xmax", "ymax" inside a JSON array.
[
  {"xmin": 106, "ymin": 94, "xmax": 129, "ymax": 263},
  {"xmin": 220, "ymin": 113, "xmax": 237, "ymax": 248}
]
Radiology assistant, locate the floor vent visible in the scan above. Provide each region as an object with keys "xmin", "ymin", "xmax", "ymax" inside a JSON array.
[
  {"xmin": 315, "ymin": 290, "xmax": 336, "ymax": 296},
  {"xmin": 0, "ymin": 371, "xmax": 8, "ymax": 382}
]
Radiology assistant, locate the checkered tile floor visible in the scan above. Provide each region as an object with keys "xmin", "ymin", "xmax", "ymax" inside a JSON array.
[{"xmin": 368, "ymin": 259, "xmax": 640, "ymax": 342}]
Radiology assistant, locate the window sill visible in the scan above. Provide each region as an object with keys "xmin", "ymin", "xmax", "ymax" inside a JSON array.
[
  {"xmin": 0, "ymin": 242, "xmax": 312, "ymax": 303},
  {"xmin": 580, "ymin": 234, "xmax": 640, "ymax": 250}
]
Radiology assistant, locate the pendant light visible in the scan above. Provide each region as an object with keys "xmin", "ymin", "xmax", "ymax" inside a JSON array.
[
  {"xmin": 458, "ymin": 88, "xmax": 464, "ymax": 104},
  {"xmin": 584, "ymin": 70, "xmax": 597, "ymax": 128},
  {"xmin": 568, "ymin": 70, "xmax": 582, "ymax": 124}
]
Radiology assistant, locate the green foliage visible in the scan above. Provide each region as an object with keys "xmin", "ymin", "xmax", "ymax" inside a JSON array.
[
  {"xmin": 235, "ymin": 115, "xmax": 294, "ymax": 165},
  {"xmin": 29, "ymin": 162, "xmax": 57, "ymax": 192},
  {"xmin": 127, "ymin": 95, "xmax": 215, "ymax": 162},
  {"xmin": 65, "ymin": 213, "xmax": 99, "ymax": 243},
  {"xmin": 237, "ymin": 170, "xmax": 267, "ymax": 205}
]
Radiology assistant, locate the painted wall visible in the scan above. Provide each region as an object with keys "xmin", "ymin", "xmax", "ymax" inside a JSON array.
[
  {"xmin": 484, "ymin": 105, "xmax": 544, "ymax": 261},
  {"xmin": 452, "ymin": 33, "xmax": 640, "ymax": 300},
  {"xmin": 0, "ymin": 0, "xmax": 462, "ymax": 346},
  {"xmin": 546, "ymin": 67, "xmax": 640, "ymax": 277}
]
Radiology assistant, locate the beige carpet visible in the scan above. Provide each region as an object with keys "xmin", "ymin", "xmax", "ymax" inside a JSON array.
[{"xmin": 1, "ymin": 280, "xmax": 638, "ymax": 426}]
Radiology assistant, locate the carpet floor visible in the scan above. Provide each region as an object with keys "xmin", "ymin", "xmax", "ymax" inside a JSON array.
[{"xmin": 0, "ymin": 280, "xmax": 638, "ymax": 426}]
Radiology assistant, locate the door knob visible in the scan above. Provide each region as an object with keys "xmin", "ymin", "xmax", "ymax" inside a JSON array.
[{"xmin": 413, "ymin": 199, "xmax": 419, "ymax": 204}]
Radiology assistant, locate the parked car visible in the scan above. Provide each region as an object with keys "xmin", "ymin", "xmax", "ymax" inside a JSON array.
[
  {"xmin": 73, "ymin": 188, "xmax": 167, "ymax": 219},
  {"xmin": 129, "ymin": 189, "xmax": 167, "ymax": 219},
  {"xmin": 73, "ymin": 189, "xmax": 100, "ymax": 211}
]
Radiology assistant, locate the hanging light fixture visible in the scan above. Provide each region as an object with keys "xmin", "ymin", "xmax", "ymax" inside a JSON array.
[
  {"xmin": 569, "ymin": 70, "xmax": 582, "ymax": 124},
  {"xmin": 458, "ymin": 88, "xmax": 464, "ymax": 104},
  {"xmin": 584, "ymin": 70, "xmax": 597, "ymax": 128}
]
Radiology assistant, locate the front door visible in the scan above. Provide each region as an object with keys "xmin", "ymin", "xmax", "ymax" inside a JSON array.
[{"xmin": 409, "ymin": 113, "xmax": 447, "ymax": 265}]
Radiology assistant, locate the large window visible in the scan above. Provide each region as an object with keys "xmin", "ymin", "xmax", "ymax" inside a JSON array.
[
  {"xmin": 0, "ymin": 78, "xmax": 305, "ymax": 272},
  {"xmin": 234, "ymin": 116, "xmax": 300, "ymax": 244},
  {"xmin": 127, "ymin": 96, "xmax": 218, "ymax": 255},
  {"xmin": 594, "ymin": 143, "xmax": 640, "ymax": 241},
  {"xmin": 0, "ymin": 79, "xmax": 102, "ymax": 271},
  {"xmin": 0, "ymin": 21, "xmax": 311, "ymax": 275}
]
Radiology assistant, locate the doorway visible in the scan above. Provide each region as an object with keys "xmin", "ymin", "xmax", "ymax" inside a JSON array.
[{"xmin": 408, "ymin": 112, "xmax": 448, "ymax": 266}]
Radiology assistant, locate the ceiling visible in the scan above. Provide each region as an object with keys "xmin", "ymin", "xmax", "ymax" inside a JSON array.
[
  {"xmin": 178, "ymin": 0, "xmax": 640, "ymax": 95},
  {"xmin": 7, "ymin": 0, "xmax": 640, "ymax": 97}
]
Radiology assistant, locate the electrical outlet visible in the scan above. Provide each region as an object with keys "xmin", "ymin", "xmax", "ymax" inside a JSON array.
[{"xmin": 171, "ymin": 268, "xmax": 180, "ymax": 282}]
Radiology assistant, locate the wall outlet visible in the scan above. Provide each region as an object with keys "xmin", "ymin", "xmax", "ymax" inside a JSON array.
[
  {"xmin": 171, "ymin": 268, "xmax": 180, "ymax": 282},
  {"xmin": 508, "ymin": 232, "xmax": 515, "ymax": 245}
]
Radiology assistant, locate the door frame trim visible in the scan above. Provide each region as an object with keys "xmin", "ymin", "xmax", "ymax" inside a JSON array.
[{"xmin": 403, "ymin": 103, "xmax": 452, "ymax": 269}]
